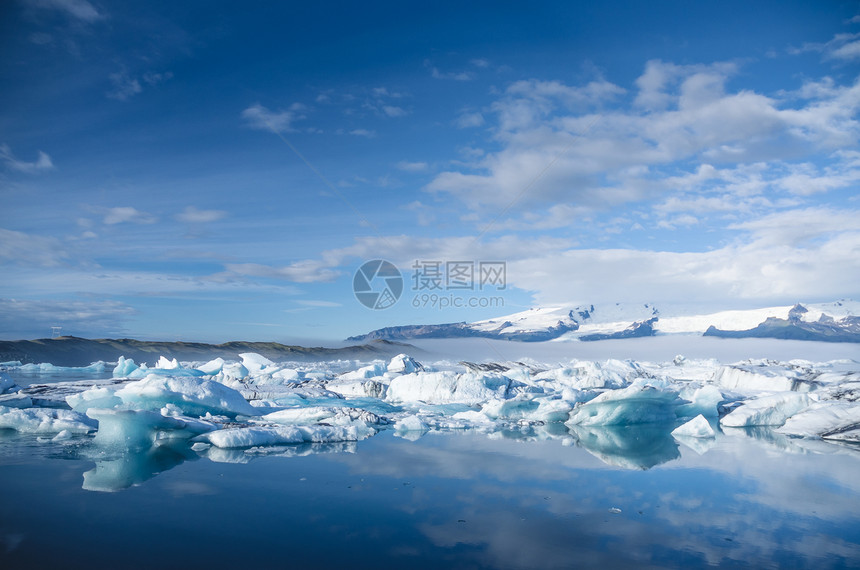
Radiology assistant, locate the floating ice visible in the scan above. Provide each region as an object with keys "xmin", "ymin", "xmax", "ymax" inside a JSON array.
[
  {"xmin": 66, "ymin": 386, "xmax": 123, "ymax": 412},
  {"xmin": 387, "ymin": 354, "xmax": 423, "ymax": 374},
  {"xmin": 532, "ymin": 359, "xmax": 633, "ymax": 390},
  {"xmin": 239, "ymin": 352, "xmax": 276, "ymax": 374},
  {"xmin": 394, "ymin": 414, "xmax": 429, "ymax": 433},
  {"xmin": 113, "ymin": 356, "xmax": 139, "ymax": 378},
  {"xmin": 87, "ymin": 408, "xmax": 217, "ymax": 450},
  {"xmin": 198, "ymin": 424, "xmax": 374, "ymax": 449},
  {"xmin": 714, "ymin": 361, "xmax": 812, "ymax": 392},
  {"xmin": 386, "ymin": 371, "xmax": 533, "ymax": 405},
  {"xmin": 196, "ymin": 357, "xmax": 225, "ymax": 375},
  {"xmin": 720, "ymin": 392, "xmax": 812, "ymax": 427},
  {"xmin": 0, "ymin": 405, "xmax": 96, "ymax": 434},
  {"xmin": 0, "ymin": 393, "xmax": 32, "ymax": 408},
  {"xmin": 19, "ymin": 362, "xmax": 106, "ymax": 374},
  {"xmin": 260, "ymin": 406, "xmax": 384, "ymax": 427},
  {"xmin": 0, "ymin": 372, "xmax": 20, "ymax": 394},
  {"xmin": 156, "ymin": 356, "xmax": 180, "ymax": 369},
  {"xmin": 672, "ymin": 414, "xmax": 716, "ymax": 438},
  {"xmin": 114, "ymin": 374, "xmax": 259, "ymax": 417},
  {"xmin": 676, "ymin": 385, "xmax": 724, "ymax": 418},
  {"xmin": 566, "ymin": 381, "xmax": 681, "ymax": 426},
  {"xmin": 777, "ymin": 401, "xmax": 860, "ymax": 439}
]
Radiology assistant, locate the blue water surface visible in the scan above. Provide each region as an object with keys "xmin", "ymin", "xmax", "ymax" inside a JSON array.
[{"xmin": 1, "ymin": 424, "xmax": 859, "ymax": 569}]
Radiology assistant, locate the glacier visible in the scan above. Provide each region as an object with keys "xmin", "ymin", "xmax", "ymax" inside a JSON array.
[{"xmin": 2, "ymin": 348, "xmax": 860, "ymax": 492}]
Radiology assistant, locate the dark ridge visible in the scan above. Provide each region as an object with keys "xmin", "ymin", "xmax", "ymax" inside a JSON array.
[
  {"xmin": 0, "ymin": 336, "xmax": 421, "ymax": 367},
  {"xmin": 703, "ymin": 316, "xmax": 860, "ymax": 343}
]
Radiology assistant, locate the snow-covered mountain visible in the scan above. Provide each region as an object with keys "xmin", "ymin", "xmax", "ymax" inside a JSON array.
[{"xmin": 348, "ymin": 300, "xmax": 860, "ymax": 343}]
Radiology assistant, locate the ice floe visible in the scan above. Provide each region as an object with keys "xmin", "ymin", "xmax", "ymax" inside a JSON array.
[{"xmin": 2, "ymin": 349, "xmax": 860, "ymax": 489}]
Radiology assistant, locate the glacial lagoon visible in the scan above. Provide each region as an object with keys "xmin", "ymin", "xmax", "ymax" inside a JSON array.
[{"xmin": 1, "ymin": 338, "xmax": 859, "ymax": 569}]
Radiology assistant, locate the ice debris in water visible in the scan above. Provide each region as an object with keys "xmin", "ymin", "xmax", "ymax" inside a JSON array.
[
  {"xmin": 5, "ymin": 350, "xmax": 860, "ymax": 479},
  {"xmin": 672, "ymin": 414, "xmax": 716, "ymax": 438}
]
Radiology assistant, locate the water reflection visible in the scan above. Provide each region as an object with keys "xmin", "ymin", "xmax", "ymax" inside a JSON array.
[
  {"xmin": 569, "ymin": 424, "xmax": 681, "ymax": 470},
  {"xmin": 82, "ymin": 441, "xmax": 197, "ymax": 492}
]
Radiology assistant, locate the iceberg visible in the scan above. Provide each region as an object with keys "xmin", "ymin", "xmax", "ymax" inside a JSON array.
[
  {"xmin": 113, "ymin": 356, "xmax": 139, "ymax": 378},
  {"xmin": 196, "ymin": 357, "xmax": 226, "ymax": 375},
  {"xmin": 714, "ymin": 361, "xmax": 812, "ymax": 392},
  {"xmin": 87, "ymin": 408, "xmax": 216, "ymax": 450},
  {"xmin": 386, "ymin": 371, "xmax": 532, "ymax": 405},
  {"xmin": 198, "ymin": 424, "xmax": 374, "ymax": 449},
  {"xmin": 777, "ymin": 401, "xmax": 860, "ymax": 440},
  {"xmin": 260, "ymin": 406, "xmax": 385, "ymax": 427},
  {"xmin": 566, "ymin": 381, "xmax": 681, "ymax": 426},
  {"xmin": 0, "ymin": 372, "xmax": 21, "ymax": 394},
  {"xmin": 0, "ymin": 405, "xmax": 96, "ymax": 434},
  {"xmin": 720, "ymin": 392, "xmax": 812, "ymax": 427},
  {"xmin": 114, "ymin": 374, "xmax": 259, "ymax": 417},
  {"xmin": 672, "ymin": 414, "xmax": 716, "ymax": 438}
]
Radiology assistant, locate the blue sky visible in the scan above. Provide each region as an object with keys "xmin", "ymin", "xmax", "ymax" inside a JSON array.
[{"xmin": 1, "ymin": 0, "xmax": 859, "ymax": 342}]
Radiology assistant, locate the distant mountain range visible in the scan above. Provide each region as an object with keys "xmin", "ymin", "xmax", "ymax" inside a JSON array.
[
  {"xmin": 0, "ymin": 337, "xmax": 419, "ymax": 367},
  {"xmin": 348, "ymin": 300, "xmax": 860, "ymax": 344}
]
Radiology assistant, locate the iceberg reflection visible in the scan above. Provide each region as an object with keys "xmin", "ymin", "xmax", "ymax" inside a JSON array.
[{"xmin": 568, "ymin": 424, "xmax": 681, "ymax": 470}]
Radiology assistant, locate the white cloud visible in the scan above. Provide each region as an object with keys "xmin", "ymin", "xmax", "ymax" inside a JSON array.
[
  {"xmin": 103, "ymin": 206, "xmax": 157, "ymax": 225},
  {"xmin": 0, "ymin": 228, "xmax": 69, "ymax": 267},
  {"xmin": 295, "ymin": 300, "xmax": 342, "ymax": 307},
  {"xmin": 107, "ymin": 70, "xmax": 172, "ymax": 101},
  {"xmin": 241, "ymin": 103, "xmax": 304, "ymax": 133},
  {"xmin": 348, "ymin": 129, "xmax": 376, "ymax": 138},
  {"xmin": 176, "ymin": 206, "xmax": 227, "ymax": 223},
  {"xmin": 382, "ymin": 105, "xmax": 408, "ymax": 117},
  {"xmin": 426, "ymin": 60, "xmax": 474, "ymax": 81},
  {"xmin": 0, "ymin": 144, "xmax": 54, "ymax": 173},
  {"xmin": 223, "ymin": 261, "xmax": 341, "ymax": 283},
  {"xmin": 792, "ymin": 32, "xmax": 860, "ymax": 61},
  {"xmin": 107, "ymin": 72, "xmax": 142, "ymax": 101},
  {"xmin": 27, "ymin": 0, "xmax": 104, "ymax": 23},
  {"xmin": 456, "ymin": 111, "xmax": 485, "ymax": 128},
  {"xmin": 0, "ymin": 298, "xmax": 133, "ymax": 338},
  {"xmin": 425, "ymin": 63, "xmax": 860, "ymax": 211},
  {"xmin": 396, "ymin": 161, "xmax": 429, "ymax": 172}
]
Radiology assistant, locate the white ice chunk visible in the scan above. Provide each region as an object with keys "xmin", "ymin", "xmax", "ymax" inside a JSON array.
[
  {"xmin": 714, "ymin": 362, "xmax": 808, "ymax": 392},
  {"xmin": 777, "ymin": 401, "xmax": 860, "ymax": 439},
  {"xmin": 720, "ymin": 392, "xmax": 812, "ymax": 427},
  {"xmin": 239, "ymin": 353, "xmax": 276, "ymax": 374},
  {"xmin": 196, "ymin": 358, "xmax": 225, "ymax": 375},
  {"xmin": 87, "ymin": 408, "xmax": 214, "ymax": 449},
  {"xmin": 0, "ymin": 372, "xmax": 20, "ymax": 394},
  {"xmin": 533, "ymin": 360, "xmax": 632, "ymax": 390},
  {"xmin": 566, "ymin": 381, "xmax": 681, "ymax": 426},
  {"xmin": 387, "ymin": 354, "xmax": 423, "ymax": 374},
  {"xmin": 260, "ymin": 406, "xmax": 384, "ymax": 427},
  {"xmin": 676, "ymin": 385, "xmax": 724, "ymax": 418},
  {"xmin": 155, "ymin": 356, "xmax": 180, "ymax": 369},
  {"xmin": 200, "ymin": 424, "xmax": 373, "ymax": 448},
  {"xmin": 338, "ymin": 362, "xmax": 387, "ymax": 381},
  {"xmin": 0, "ymin": 405, "xmax": 96, "ymax": 433},
  {"xmin": 0, "ymin": 393, "xmax": 32, "ymax": 408},
  {"xmin": 672, "ymin": 414, "xmax": 716, "ymax": 438},
  {"xmin": 114, "ymin": 374, "xmax": 259, "ymax": 417},
  {"xmin": 479, "ymin": 396, "xmax": 573, "ymax": 423},
  {"xmin": 394, "ymin": 414, "xmax": 429, "ymax": 432},
  {"xmin": 386, "ymin": 371, "xmax": 525, "ymax": 405},
  {"xmin": 66, "ymin": 386, "xmax": 123, "ymax": 412},
  {"xmin": 113, "ymin": 356, "xmax": 139, "ymax": 378},
  {"xmin": 19, "ymin": 362, "xmax": 106, "ymax": 374}
]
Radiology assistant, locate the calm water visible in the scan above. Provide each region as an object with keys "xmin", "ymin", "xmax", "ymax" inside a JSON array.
[{"xmin": 1, "ymin": 425, "xmax": 859, "ymax": 569}]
